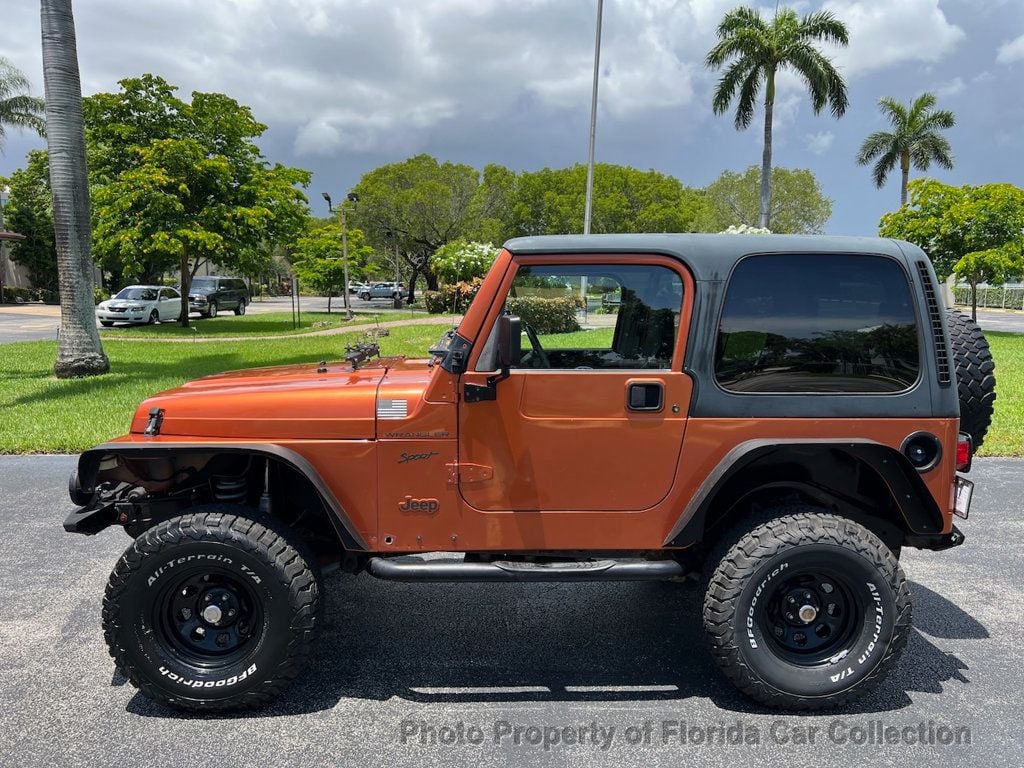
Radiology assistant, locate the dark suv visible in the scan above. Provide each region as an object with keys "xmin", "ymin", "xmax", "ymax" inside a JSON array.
[{"xmin": 188, "ymin": 277, "xmax": 249, "ymax": 318}]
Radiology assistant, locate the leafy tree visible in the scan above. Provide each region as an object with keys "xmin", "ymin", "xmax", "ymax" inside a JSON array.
[
  {"xmin": 41, "ymin": 0, "xmax": 109, "ymax": 377},
  {"xmin": 351, "ymin": 154, "xmax": 481, "ymax": 301},
  {"xmin": 289, "ymin": 219, "xmax": 373, "ymax": 312},
  {"xmin": 705, "ymin": 165, "xmax": 831, "ymax": 233},
  {"xmin": 856, "ymin": 93, "xmax": 955, "ymax": 207},
  {"xmin": 0, "ymin": 55, "xmax": 46, "ymax": 152},
  {"xmin": 879, "ymin": 180, "xmax": 1024, "ymax": 318},
  {"xmin": 3, "ymin": 150, "xmax": 57, "ymax": 292},
  {"xmin": 706, "ymin": 6, "xmax": 848, "ymax": 229},
  {"xmin": 433, "ymin": 240, "xmax": 500, "ymax": 283},
  {"xmin": 879, "ymin": 179, "xmax": 963, "ymax": 278},
  {"xmin": 501, "ymin": 163, "xmax": 715, "ymax": 237},
  {"xmin": 85, "ymin": 76, "xmax": 311, "ymax": 325}
]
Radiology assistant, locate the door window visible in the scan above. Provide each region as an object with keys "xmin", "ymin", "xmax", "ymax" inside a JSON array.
[{"xmin": 482, "ymin": 263, "xmax": 684, "ymax": 371}]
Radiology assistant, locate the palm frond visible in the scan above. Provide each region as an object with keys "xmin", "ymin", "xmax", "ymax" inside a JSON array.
[
  {"xmin": 787, "ymin": 45, "xmax": 847, "ymax": 117},
  {"xmin": 909, "ymin": 92, "xmax": 938, "ymax": 122},
  {"xmin": 796, "ymin": 10, "xmax": 850, "ymax": 45},
  {"xmin": 878, "ymin": 97, "xmax": 909, "ymax": 130},
  {"xmin": 734, "ymin": 65, "xmax": 763, "ymax": 130},
  {"xmin": 0, "ymin": 56, "xmax": 33, "ymax": 100},
  {"xmin": 711, "ymin": 59, "xmax": 754, "ymax": 115},
  {"xmin": 716, "ymin": 7, "xmax": 768, "ymax": 38},
  {"xmin": 919, "ymin": 108, "xmax": 956, "ymax": 132},
  {"xmin": 856, "ymin": 131, "xmax": 896, "ymax": 165},
  {"xmin": 912, "ymin": 133, "xmax": 954, "ymax": 171},
  {"xmin": 871, "ymin": 150, "xmax": 900, "ymax": 189}
]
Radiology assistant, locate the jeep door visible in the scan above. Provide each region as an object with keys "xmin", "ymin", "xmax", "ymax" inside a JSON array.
[{"xmin": 457, "ymin": 256, "xmax": 693, "ymax": 513}]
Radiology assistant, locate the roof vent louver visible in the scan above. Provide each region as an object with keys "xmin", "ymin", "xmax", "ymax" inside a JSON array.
[{"xmin": 916, "ymin": 260, "xmax": 951, "ymax": 386}]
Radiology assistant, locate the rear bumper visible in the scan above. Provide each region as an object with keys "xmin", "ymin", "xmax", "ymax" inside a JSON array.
[{"xmin": 905, "ymin": 525, "xmax": 966, "ymax": 551}]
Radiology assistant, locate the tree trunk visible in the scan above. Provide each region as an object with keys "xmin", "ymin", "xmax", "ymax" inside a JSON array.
[
  {"xmin": 178, "ymin": 251, "xmax": 191, "ymax": 326},
  {"xmin": 758, "ymin": 69, "xmax": 775, "ymax": 230},
  {"xmin": 970, "ymin": 279, "xmax": 978, "ymax": 322},
  {"xmin": 407, "ymin": 266, "xmax": 419, "ymax": 303},
  {"xmin": 900, "ymin": 151, "xmax": 910, "ymax": 207},
  {"xmin": 41, "ymin": 0, "xmax": 109, "ymax": 377}
]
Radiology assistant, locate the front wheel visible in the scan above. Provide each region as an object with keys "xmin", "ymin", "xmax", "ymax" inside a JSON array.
[
  {"xmin": 102, "ymin": 507, "xmax": 321, "ymax": 711},
  {"xmin": 234, "ymin": 300, "xmax": 246, "ymax": 316},
  {"xmin": 703, "ymin": 509, "xmax": 911, "ymax": 710},
  {"xmin": 206, "ymin": 301, "xmax": 218, "ymax": 318},
  {"xmin": 148, "ymin": 310, "xmax": 158, "ymax": 325},
  {"xmin": 359, "ymin": 292, "xmax": 369, "ymax": 301}
]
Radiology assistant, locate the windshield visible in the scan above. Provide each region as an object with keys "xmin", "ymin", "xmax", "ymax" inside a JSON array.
[
  {"xmin": 114, "ymin": 288, "xmax": 157, "ymax": 301},
  {"xmin": 191, "ymin": 278, "xmax": 215, "ymax": 291}
]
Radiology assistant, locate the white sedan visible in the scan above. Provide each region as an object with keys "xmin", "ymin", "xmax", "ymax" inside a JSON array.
[{"xmin": 96, "ymin": 286, "xmax": 183, "ymax": 326}]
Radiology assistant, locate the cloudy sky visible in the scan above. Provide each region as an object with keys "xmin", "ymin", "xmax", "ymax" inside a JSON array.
[{"xmin": 2, "ymin": 0, "xmax": 1022, "ymax": 234}]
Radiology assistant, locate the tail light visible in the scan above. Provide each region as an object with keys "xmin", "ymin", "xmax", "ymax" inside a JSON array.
[{"xmin": 956, "ymin": 432, "xmax": 973, "ymax": 472}]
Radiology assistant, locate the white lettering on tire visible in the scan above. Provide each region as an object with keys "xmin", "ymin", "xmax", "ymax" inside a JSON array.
[
  {"xmin": 746, "ymin": 562, "xmax": 789, "ymax": 649},
  {"xmin": 158, "ymin": 663, "xmax": 257, "ymax": 688},
  {"xmin": 146, "ymin": 554, "xmax": 234, "ymax": 587}
]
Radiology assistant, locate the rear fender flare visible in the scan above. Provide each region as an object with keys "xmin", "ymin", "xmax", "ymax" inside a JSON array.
[{"xmin": 663, "ymin": 438, "xmax": 945, "ymax": 548}]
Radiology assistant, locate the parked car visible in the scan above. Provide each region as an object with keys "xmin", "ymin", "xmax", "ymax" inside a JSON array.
[
  {"xmin": 348, "ymin": 281, "xmax": 370, "ymax": 295},
  {"xmin": 188, "ymin": 277, "xmax": 249, "ymax": 318},
  {"xmin": 358, "ymin": 281, "xmax": 405, "ymax": 301},
  {"xmin": 96, "ymin": 286, "xmax": 182, "ymax": 326}
]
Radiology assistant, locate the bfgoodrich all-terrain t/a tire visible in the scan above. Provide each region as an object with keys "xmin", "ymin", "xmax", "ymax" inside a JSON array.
[
  {"xmin": 102, "ymin": 507, "xmax": 321, "ymax": 712},
  {"xmin": 703, "ymin": 509, "xmax": 911, "ymax": 710}
]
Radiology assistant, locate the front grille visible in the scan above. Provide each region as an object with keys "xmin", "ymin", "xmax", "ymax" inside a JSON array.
[
  {"xmin": 916, "ymin": 260, "xmax": 951, "ymax": 386},
  {"xmin": 111, "ymin": 307, "xmax": 128, "ymax": 313}
]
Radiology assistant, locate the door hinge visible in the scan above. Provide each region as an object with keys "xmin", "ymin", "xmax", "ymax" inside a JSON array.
[{"xmin": 446, "ymin": 462, "xmax": 494, "ymax": 485}]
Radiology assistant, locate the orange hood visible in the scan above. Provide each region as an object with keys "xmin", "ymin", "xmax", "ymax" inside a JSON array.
[{"xmin": 129, "ymin": 357, "xmax": 426, "ymax": 440}]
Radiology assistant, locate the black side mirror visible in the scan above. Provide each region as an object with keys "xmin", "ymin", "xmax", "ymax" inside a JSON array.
[{"xmin": 497, "ymin": 314, "xmax": 521, "ymax": 372}]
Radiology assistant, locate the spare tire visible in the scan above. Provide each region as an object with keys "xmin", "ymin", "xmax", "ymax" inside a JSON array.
[{"xmin": 945, "ymin": 309, "xmax": 997, "ymax": 448}]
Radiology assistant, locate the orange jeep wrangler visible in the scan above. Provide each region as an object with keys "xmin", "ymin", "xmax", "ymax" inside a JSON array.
[{"xmin": 66, "ymin": 235, "xmax": 994, "ymax": 712}]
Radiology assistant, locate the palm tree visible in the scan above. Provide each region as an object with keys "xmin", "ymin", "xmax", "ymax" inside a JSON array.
[
  {"xmin": 706, "ymin": 7, "xmax": 849, "ymax": 229},
  {"xmin": 856, "ymin": 93, "xmax": 955, "ymax": 207},
  {"xmin": 41, "ymin": 0, "xmax": 109, "ymax": 377},
  {"xmin": 0, "ymin": 56, "xmax": 45, "ymax": 152}
]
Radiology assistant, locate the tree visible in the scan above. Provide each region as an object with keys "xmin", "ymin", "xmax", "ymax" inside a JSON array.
[
  {"xmin": 432, "ymin": 240, "xmax": 500, "ymax": 284},
  {"xmin": 856, "ymin": 93, "xmax": 955, "ymax": 207},
  {"xmin": 85, "ymin": 76, "xmax": 311, "ymax": 325},
  {"xmin": 40, "ymin": 0, "xmax": 109, "ymax": 377},
  {"xmin": 706, "ymin": 7, "xmax": 848, "ymax": 229},
  {"xmin": 289, "ymin": 218, "xmax": 373, "ymax": 312},
  {"xmin": 705, "ymin": 165, "xmax": 832, "ymax": 233},
  {"xmin": 879, "ymin": 180, "xmax": 1024, "ymax": 319},
  {"xmin": 3, "ymin": 150, "xmax": 58, "ymax": 292},
  {"xmin": 0, "ymin": 55, "xmax": 46, "ymax": 152},
  {"xmin": 501, "ymin": 163, "xmax": 715, "ymax": 237},
  {"xmin": 352, "ymin": 154, "xmax": 481, "ymax": 301}
]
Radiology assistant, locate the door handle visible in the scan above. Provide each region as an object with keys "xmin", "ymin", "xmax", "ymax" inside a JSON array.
[{"xmin": 627, "ymin": 381, "xmax": 663, "ymax": 411}]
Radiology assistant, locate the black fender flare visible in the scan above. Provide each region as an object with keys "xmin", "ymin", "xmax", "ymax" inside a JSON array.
[
  {"xmin": 663, "ymin": 438, "xmax": 945, "ymax": 548},
  {"xmin": 71, "ymin": 442, "xmax": 368, "ymax": 550}
]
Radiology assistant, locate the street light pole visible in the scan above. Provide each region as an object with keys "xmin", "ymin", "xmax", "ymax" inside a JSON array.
[
  {"xmin": 322, "ymin": 191, "xmax": 359, "ymax": 321},
  {"xmin": 582, "ymin": 0, "xmax": 604, "ymax": 235}
]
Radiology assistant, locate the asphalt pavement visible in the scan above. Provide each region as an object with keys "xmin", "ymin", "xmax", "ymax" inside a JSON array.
[{"xmin": 0, "ymin": 455, "xmax": 1021, "ymax": 767}]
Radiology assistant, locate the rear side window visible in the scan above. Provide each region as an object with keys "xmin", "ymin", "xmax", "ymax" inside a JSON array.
[{"xmin": 715, "ymin": 254, "xmax": 920, "ymax": 393}]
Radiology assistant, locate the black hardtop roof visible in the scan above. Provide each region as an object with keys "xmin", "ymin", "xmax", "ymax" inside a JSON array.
[{"xmin": 502, "ymin": 234, "xmax": 919, "ymax": 281}]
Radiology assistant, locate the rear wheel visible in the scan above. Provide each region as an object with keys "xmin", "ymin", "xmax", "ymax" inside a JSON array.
[
  {"xmin": 359, "ymin": 292, "xmax": 370, "ymax": 301},
  {"xmin": 234, "ymin": 300, "xmax": 246, "ymax": 316},
  {"xmin": 946, "ymin": 308, "xmax": 996, "ymax": 448},
  {"xmin": 103, "ymin": 507, "xmax": 321, "ymax": 711},
  {"xmin": 703, "ymin": 509, "xmax": 911, "ymax": 710}
]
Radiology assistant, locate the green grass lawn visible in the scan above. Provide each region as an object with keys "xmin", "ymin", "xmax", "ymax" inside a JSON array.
[
  {"xmin": 99, "ymin": 309, "xmax": 429, "ymax": 338},
  {"xmin": 1, "ymin": 324, "xmax": 1020, "ymax": 455},
  {"xmin": 0, "ymin": 323, "xmax": 454, "ymax": 453}
]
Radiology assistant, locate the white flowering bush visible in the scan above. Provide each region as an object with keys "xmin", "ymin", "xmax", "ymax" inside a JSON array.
[
  {"xmin": 433, "ymin": 240, "xmax": 501, "ymax": 283},
  {"xmin": 721, "ymin": 224, "xmax": 772, "ymax": 234}
]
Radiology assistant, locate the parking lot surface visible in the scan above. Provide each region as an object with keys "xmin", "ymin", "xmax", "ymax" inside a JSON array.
[{"xmin": 0, "ymin": 455, "xmax": 1020, "ymax": 767}]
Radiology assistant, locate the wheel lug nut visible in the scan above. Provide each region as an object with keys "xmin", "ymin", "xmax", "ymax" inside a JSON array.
[
  {"xmin": 787, "ymin": 596, "xmax": 796, "ymax": 604},
  {"xmin": 194, "ymin": 626, "xmax": 205, "ymax": 637},
  {"xmin": 785, "ymin": 612, "xmax": 794, "ymax": 621},
  {"xmin": 221, "ymin": 594, "xmax": 229, "ymax": 603},
  {"xmin": 227, "ymin": 609, "xmax": 236, "ymax": 618},
  {"xmin": 804, "ymin": 592, "xmax": 812, "ymax": 601},
  {"xmin": 216, "ymin": 633, "xmax": 230, "ymax": 647},
  {"xmin": 793, "ymin": 632, "xmax": 806, "ymax": 644},
  {"xmin": 204, "ymin": 594, "xmax": 212, "ymax": 602},
  {"xmin": 774, "ymin": 626, "xmax": 784, "ymax": 637}
]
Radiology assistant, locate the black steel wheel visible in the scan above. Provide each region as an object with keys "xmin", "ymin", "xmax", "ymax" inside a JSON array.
[
  {"xmin": 703, "ymin": 508, "xmax": 911, "ymax": 710},
  {"xmin": 103, "ymin": 506, "xmax": 321, "ymax": 712}
]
